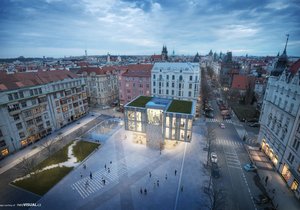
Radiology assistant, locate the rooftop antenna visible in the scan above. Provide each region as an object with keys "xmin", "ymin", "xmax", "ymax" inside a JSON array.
[{"xmin": 283, "ymin": 34, "xmax": 289, "ymax": 55}]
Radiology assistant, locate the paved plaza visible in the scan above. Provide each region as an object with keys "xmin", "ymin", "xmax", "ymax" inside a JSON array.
[{"xmin": 33, "ymin": 119, "xmax": 210, "ymax": 210}]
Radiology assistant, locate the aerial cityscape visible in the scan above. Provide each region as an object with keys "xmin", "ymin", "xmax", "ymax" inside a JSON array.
[{"xmin": 0, "ymin": 0, "xmax": 300, "ymax": 210}]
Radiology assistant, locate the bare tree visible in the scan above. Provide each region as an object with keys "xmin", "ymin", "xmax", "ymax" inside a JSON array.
[
  {"xmin": 204, "ymin": 184, "xmax": 226, "ymax": 210},
  {"xmin": 41, "ymin": 138, "xmax": 56, "ymax": 156},
  {"xmin": 17, "ymin": 156, "xmax": 36, "ymax": 176}
]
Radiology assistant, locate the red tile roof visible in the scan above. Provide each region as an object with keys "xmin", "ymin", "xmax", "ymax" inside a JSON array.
[
  {"xmin": 121, "ymin": 64, "xmax": 153, "ymax": 77},
  {"xmin": 290, "ymin": 59, "xmax": 300, "ymax": 75},
  {"xmin": 0, "ymin": 70, "xmax": 78, "ymax": 91},
  {"xmin": 231, "ymin": 75, "xmax": 248, "ymax": 90},
  {"xmin": 77, "ymin": 66, "xmax": 117, "ymax": 75}
]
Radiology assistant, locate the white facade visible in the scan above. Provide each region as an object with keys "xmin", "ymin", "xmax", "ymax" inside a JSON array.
[
  {"xmin": 258, "ymin": 66, "xmax": 300, "ymax": 198},
  {"xmin": 151, "ymin": 62, "xmax": 200, "ymax": 101},
  {"xmin": 0, "ymin": 77, "xmax": 88, "ymax": 158}
]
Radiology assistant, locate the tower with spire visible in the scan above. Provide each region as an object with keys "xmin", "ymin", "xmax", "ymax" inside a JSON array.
[
  {"xmin": 161, "ymin": 45, "xmax": 168, "ymax": 61},
  {"xmin": 271, "ymin": 34, "xmax": 289, "ymax": 76}
]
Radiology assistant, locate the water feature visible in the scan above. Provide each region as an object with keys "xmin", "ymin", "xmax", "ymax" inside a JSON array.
[{"xmin": 82, "ymin": 118, "xmax": 122, "ymax": 142}]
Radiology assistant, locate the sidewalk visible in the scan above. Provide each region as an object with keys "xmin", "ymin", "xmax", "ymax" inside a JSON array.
[
  {"xmin": 247, "ymin": 146, "xmax": 300, "ymax": 210},
  {"xmin": 0, "ymin": 112, "xmax": 100, "ymax": 175}
]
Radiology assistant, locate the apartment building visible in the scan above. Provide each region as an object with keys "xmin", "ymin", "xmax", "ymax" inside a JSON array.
[
  {"xmin": 151, "ymin": 62, "xmax": 200, "ymax": 102},
  {"xmin": 119, "ymin": 64, "xmax": 153, "ymax": 107},
  {"xmin": 0, "ymin": 70, "xmax": 88, "ymax": 159},
  {"xmin": 77, "ymin": 66, "xmax": 119, "ymax": 107},
  {"xmin": 258, "ymin": 59, "xmax": 300, "ymax": 199}
]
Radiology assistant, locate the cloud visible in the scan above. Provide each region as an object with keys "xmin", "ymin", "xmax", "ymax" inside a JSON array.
[{"xmin": 0, "ymin": 0, "xmax": 299, "ymax": 57}]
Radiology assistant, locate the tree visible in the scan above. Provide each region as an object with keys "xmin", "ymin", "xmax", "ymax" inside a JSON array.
[
  {"xmin": 204, "ymin": 186, "xmax": 226, "ymax": 210},
  {"xmin": 41, "ymin": 138, "xmax": 56, "ymax": 156},
  {"xmin": 17, "ymin": 156, "xmax": 36, "ymax": 176}
]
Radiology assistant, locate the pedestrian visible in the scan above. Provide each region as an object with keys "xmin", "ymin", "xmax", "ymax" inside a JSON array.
[
  {"xmin": 85, "ymin": 180, "xmax": 89, "ymax": 188},
  {"xmin": 165, "ymin": 174, "xmax": 168, "ymax": 180},
  {"xmin": 83, "ymin": 163, "xmax": 86, "ymax": 169},
  {"xmin": 149, "ymin": 172, "xmax": 152, "ymax": 178},
  {"xmin": 110, "ymin": 161, "xmax": 112, "ymax": 164},
  {"xmin": 265, "ymin": 176, "xmax": 269, "ymax": 186},
  {"xmin": 105, "ymin": 164, "xmax": 106, "ymax": 169},
  {"xmin": 181, "ymin": 185, "xmax": 183, "ymax": 192},
  {"xmin": 144, "ymin": 188, "xmax": 147, "ymax": 195},
  {"xmin": 80, "ymin": 172, "xmax": 83, "ymax": 178},
  {"xmin": 157, "ymin": 180, "xmax": 159, "ymax": 187},
  {"xmin": 102, "ymin": 178, "xmax": 106, "ymax": 185},
  {"xmin": 175, "ymin": 170, "xmax": 177, "ymax": 176},
  {"xmin": 90, "ymin": 171, "xmax": 93, "ymax": 179},
  {"xmin": 108, "ymin": 167, "xmax": 110, "ymax": 173}
]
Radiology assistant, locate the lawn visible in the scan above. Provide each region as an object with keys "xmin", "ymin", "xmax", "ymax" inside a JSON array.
[
  {"xmin": 167, "ymin": 100, "xmax": 192, "ymax": 114},
  {"xmin": 12, "ymin": 166, "xmax": 73, "ymax": 196},
  {"xmin": 127, "ymin": 96, "xmax": 152, "ymax": 107},
  {"xmin": 229, "ymin": 102, "xmax": 259, "ymax": 121},
  {"xmin": 34, "ymin": 141, "xmax": 73, "ymax": 170},
  {"xmin": 12, "ymin": 140, "xmax": 99, "ymax": 196},
  {"xmin": 73, "ymin": 141, "xmax": 100, "ymax": 162}
]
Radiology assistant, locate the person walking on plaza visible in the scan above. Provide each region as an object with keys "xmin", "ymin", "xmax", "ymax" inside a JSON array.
[
  {"xmin": 149, "ymin": 172, "xmax": 152, "ymax": 178},
  {"xmin": 157, "ymin": 180, "xmax": 159, "ymax": 187},
  {"xmin": 181, "ymin": 185, "xmax": 183, "ymax": 192},
  {"xmin": 90, "ymin": 171, "xmax": 93, "ymax": 179},
  {"xmin": 175, "ymin": 170, "xmax": 177, "ymax": 176},
  {"xmin": 144, "ymin": 188, "xmax": 147, "ymax": 195},
  {"xmin": 140, "ymin": 188, "xmax": 143, "ymax": 194},
  {"xmin": 83, "ymin": 163, "xmax": 86, "ymax": 169},
  {"xmin": 105, "ymin": 164, "xmax": 106, "ymax": 170},
  {"xmin": 108, "ymin": 167, "xmax": 110, "ymax": 173},
  {"xmin": 80, "ymin": 172, "xmax": 83, "ymax": 178},
  {"xmin": 265, "ymin": 176, "xmax": 269, "ymax": 186},
  {"xmin": 165, "ymin": 174, "xmax": 168, "ymax": 180}
]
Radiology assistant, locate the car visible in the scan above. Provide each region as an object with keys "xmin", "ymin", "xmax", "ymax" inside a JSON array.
[
  {"xmin": 219, "ymin": 123, "xmax": 225, "ymax": 129},
  {"xmin": 223, "ymin": 115, "xmax": 231, "ymax": 120},
  {"xmin": 211, "ymin": 162, "xmax": 220, "ymax": 178},
  {"xmin": 243, "ymin": 163, "xmax": 257, "ymax": 172},
  {"xmin": 205, "ymin": 112, "xmax": 214, "ymax": 118},
  {"xmin": 211, "ymin": 152, "xmax": 218, "ymax": 163},
  {"xmin": 254, "ymin": 194, "xmax": 270, "ymax": 205}
]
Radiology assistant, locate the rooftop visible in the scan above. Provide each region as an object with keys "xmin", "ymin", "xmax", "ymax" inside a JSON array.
[
  {"xmin": 127, "ymin": 96, "xmax": 153, "ymax": 108},
  {"xmin": 167, "ymin": 99, "xmax": 192, "ymax": 114}
]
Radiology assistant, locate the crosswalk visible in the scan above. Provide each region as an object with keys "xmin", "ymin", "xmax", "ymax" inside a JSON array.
[
  {"xmin": 224, "ymin": 150, "xmax": 242, "ymax": 170},
  {"xmin": 71, "ymin": 161, "xmax": 128, "ymax": 199},
  {"xmin": 216, "ymin": 138, "xmax": 244, "ymax": 147},
  {"xmin": 205, "ymin": 118, "xmax": 233, "ymax": 124}
]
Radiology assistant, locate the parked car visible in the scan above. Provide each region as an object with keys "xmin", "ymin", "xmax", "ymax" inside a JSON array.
[
  {"xmin": 243, "ymin": 163, "xmax": 257, "ymax": 172},
  {"xmin": 211, "ymin": 162, "xmax": 220, "ymax": 178},
  {"xmin": 211, "ymin": 152, "xmax": 218, "ymax": 163},
  {"xmin": 205, "ymin": 112, "xmax": 214, "ymax": 118},
  {"xmin": 254, "ymin": 194, "xmax": 270, "ymax": 205},
  {"xmin": 223, "ymin": 115, "xmax": 231, "ymax": 120},
  {"xmin": 219, "ymin": 123, "xmax": 225, "ymax": 129}
]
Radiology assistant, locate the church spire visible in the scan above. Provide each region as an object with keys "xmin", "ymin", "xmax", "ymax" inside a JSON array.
[{"xmin": 282, "ymin": 34, "xmax": 289, "ymax": 55}]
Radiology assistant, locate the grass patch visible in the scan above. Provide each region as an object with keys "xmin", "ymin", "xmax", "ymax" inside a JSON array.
[
  {"xmin": 229, "ymin": 102, "xmax": 258, "ymax": 121},
  {"xmin": 34, "ymin": 141, "xmax": 73, "ymax": 170},
  {"xmin": 167, "ymin": 100, "xmax": 192, "ymax": 114},
  {"xmin": 73, "ymin": 141, "xmax": 100, "ymax": 162},
  {"xmin": 12, "ymin": 166, "xmax": 73, "ymax": 196},
  {"xmin": 127, "ymin": 96, "xmax": 152, "ymax": 107}
]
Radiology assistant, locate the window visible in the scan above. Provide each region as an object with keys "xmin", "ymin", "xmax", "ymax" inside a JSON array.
[
  {"xmin": 19, "ymin": 132, "xmax": 25, "ymax": 138},
  {"xmin": 0, "ymin": 140, "xmax": 6, "ymax": 147},
  {"xmin": 46, "ymin": 121, "xmax": 51, "ymax": 127},
  {"xmin": 8, "ymin": 94, "xmax": 13, "ymax": 101},
  {"xmin": 153, "ymin": 74, "xmax": 156, "ymax": 79},
  {"xmin": 189, "ymin": 84, "xmax": 192, "ymax": 89},
  {"xmin": 14, "ymin": 92, "xmax": 19, "ymax": 100},
  {"xmin": 292, "ymin": 138, "xmax": 300, "ymax": 151},
  {"xmin": 13, "ymin": 114, "xmax": 20, "ymax": 121},
  {"xmin": 287, "ymin": 152, "xmax": 295, "ymax": 164},
  {"xmin": 284, "ymin": 101, "xmax": 288, "ymax": 110},
  {"xmin": 30, "ymin": 90, "xmax": 33, "ymax": 96},
  {"xmin": 166, "ymin": 82, "xmax": 169, "ymax": 87},
  {"xmin": 172, "ymin": 90, "xmax": 174, "ymax": 95},
  {"xmin": 293, "ymin": 91, "xmax": 297, "ymax": 100},
  {"xmin": 166, "ymin": 75, "xmax": 169, "ymax": 80},
  {"xmin": 139, "ymin": 84, "xmax": 143, "ymax": 88},
  {"xmin": 289, "ymin": 103, "xmax": 294, "ymax": 113},
  {"xmin": 26, "ymin": 119, "xmax": 34, "ymax": 126},
  {"xmin": 31, "ymin": 99, "xmax": 36, "ymax": 105},
  {"xmin": 133, "ymin": 83, "xmax": 135, "ymax": 87},
  {"xmin": 153, "ymin": 81, "xmax": 156, "ymax": 86},
  {"xmin": 146, "ymin": 84, "xmax": 149, "ymax": 88},
  {"xmin": 35, "ymin": 116, "xmax": 43, "ymax": 123},
  {"xmin": 188, "ymin": 91, "xmax": 192, "ymax": 97},
  {"xmin": 172, "ymin": 83, "xmax": 174, "ymax": 88},
  {"xmin": 166, "ymin": 90, "xmax": 169, "ymax": 94},
  {"xmin": 19, "ymin": 91, "xmax": 24, "ymax": 98},
  {"xmin": 21, "ymin": 101, "xmax": 27, "ymax": 108},
  {"xmin": 190, "ymin": 76, "xmax": 193, "ymax": 81},
  {"xmin": 153, "ymin": 89, "xmax": 156, "ymax": 94},
  {"xmin": 172, "ymin": 75, "xmax": 175, "ymax": 80},
  {"xmin": 16, "ymin": 123, "xmax": 23, "ymax": 130},
  {"xmin": 179, "ymin": 75, "xmax": 183, "ymax": 81}
]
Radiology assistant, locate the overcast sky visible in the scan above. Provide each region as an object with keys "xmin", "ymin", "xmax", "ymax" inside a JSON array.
[{"xmin": 0, "ymin": 0, "xmax": 299, "ymax": 58}]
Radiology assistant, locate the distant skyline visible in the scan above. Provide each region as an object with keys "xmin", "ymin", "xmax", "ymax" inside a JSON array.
[{"xmin": 0, "ymin": 0, "xmax": 300, "ymax": 58}]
